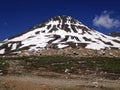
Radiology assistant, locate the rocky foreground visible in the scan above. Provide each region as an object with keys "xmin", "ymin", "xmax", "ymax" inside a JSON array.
[
  {"xmin": 0, "ymin": 56, "xmax": 120, "ymax": 90},
  {"xmin": 0, "ymin": 75, "xmax": 120, "ymax": 90}
]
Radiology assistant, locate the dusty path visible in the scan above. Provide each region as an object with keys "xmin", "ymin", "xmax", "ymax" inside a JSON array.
[{"xmin": 0, "ymin": 75, "xmax": 120, "ymax": 90}]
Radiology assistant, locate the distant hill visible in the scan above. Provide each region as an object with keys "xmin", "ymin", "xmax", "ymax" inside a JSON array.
[{"xmin": 108, "ymin": 32, "xmax": 120, "ymax": 37}]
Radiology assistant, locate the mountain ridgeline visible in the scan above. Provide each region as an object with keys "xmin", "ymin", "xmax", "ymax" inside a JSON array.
[
  {"xmin": 108, "ymin": 32, "xmax": 120, "ymax": 37},
  {"xmin": 0, "ymin": 16, "xmax": 120, "ymax": 55}
]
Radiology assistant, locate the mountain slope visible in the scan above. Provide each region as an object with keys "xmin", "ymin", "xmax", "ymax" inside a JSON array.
[
  {"xmin": 0, "ymin": 16, "xmax": 120, "ymax": 54},
  {"xmin": 108, "ymin": 32, "xmax": 120, "ymax": 37}
]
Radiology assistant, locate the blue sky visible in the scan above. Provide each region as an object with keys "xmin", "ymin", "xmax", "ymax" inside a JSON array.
[{"xmin": 0, "ymin": 0, "xmax": 120, "ymax": 40}]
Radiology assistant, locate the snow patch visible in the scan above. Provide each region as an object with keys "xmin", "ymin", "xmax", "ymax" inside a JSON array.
[
  {"xmin": 86, "ymin": 43, "xmax": 106, "ymax": 50},
  {"xmin": 0, "ymin": 49, "xmax": 5, "ymax": 54},
  {"xmin": 11, "ymin": 43, "xmax": 17, "ymax": 50},
  {"xmin": 58, "ymin": 44, "xmax": 69, "ymax": 48}
]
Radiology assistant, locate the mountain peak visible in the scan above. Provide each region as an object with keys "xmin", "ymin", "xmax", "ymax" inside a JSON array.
[
  {"xmin": 50, "ymin": 15, "xmax": 82, "ymax": 24},
  {"xmin": 30, "ymin": 15, "xmax": 91, "ymax": 33}
]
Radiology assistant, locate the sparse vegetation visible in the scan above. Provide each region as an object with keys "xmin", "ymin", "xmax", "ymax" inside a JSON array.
[
  {"xmin": 0, "ymin": 81, "xmax": 14, "ymax": 90},
  {"xmin": 24, "ymin": 56, "xmax": 120, "ymax": 74},
  {"xmin": 0, "ymin": 56, "xmax": 120, "ymax": 79},
  {"xmin": 0, "ymin": 56, "xmax": 120, "ymax": 90},
  {"xmin": 0, "ymin": 59, "xmax": 9, "ymax": 75}
]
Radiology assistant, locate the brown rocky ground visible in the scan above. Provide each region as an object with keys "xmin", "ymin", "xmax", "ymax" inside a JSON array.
[
  {"xmin": 0, "ymin": 74, "xmax": 120, "ymax": 90},
  {"xmin": 17, "ymin": 48, "xmax": 120, "ymax": 57},
  {"xmin": 0, "ymin": 55, "xmax": 120, "ymax": 90}
]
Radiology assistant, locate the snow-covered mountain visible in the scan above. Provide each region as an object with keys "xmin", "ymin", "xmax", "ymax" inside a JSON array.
[{"xmin": 0, "ymin": 16, "xmax": 120, "ymax": 54}]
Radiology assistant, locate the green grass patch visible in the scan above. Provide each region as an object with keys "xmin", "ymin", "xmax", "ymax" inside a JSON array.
[
  {"xmin": 0, "ymin": 59, "xmax": 9, "ymax": 75},
  {"xmin": 0, "ymin": 56, "xmax": 120, "ymax": 76}
]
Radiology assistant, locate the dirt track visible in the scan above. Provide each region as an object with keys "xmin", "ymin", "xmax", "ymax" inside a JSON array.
[{"xmin": 0, "ymin": 75, "xmax": 120, "ymax": 90}]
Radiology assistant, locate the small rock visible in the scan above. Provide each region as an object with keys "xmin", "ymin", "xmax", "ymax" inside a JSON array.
[
  {"xmin": 65, "ymin": 68, "xmax": 70, "ymax": 73},
  {"xmin": 109, "ymin": 52, "xmax": 113, "ymax": 56},
  {"xmin": 0, "ymin": 72, "xmax": 3, "ymax": 76},
  {"xmin": 118, "ymin": 77, "xmax": 120, "ymax": 80},
  {"xmin": 86, "ymin": 69, "xmax": 90, "ymax": 72},
  {"xmin": 92, "ymin": 82, "xmax": 99, "ymax": 87}
]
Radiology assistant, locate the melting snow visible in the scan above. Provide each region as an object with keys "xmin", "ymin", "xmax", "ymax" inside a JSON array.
[
  {"xmin": 86, "ymin": 43, "xmax": 107, "ymax": 50},
  {"xmin": 58, "ymin": 44, "xmax": 68, "ymax": 48},
  {"xmin": 11, "ymin": 43, "xmax": 17, "ymax": 50},
  {"xmin": 0, "ymin": 49, "xmax": 5, "ymax": 54}
]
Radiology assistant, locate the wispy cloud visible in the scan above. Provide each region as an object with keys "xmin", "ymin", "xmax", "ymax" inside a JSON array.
[
  {"xmin": 3, "ymin": 22, "xmax": 8, "ymax": 25},
  {"xmin": 93, "ymin": 11, "xmax": 120, "ymax": 29}
]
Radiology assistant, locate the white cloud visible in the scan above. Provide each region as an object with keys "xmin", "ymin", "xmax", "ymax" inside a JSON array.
[{"xmin": 93, "ymin": 11, "xmax": 120, "ymax": 29}]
